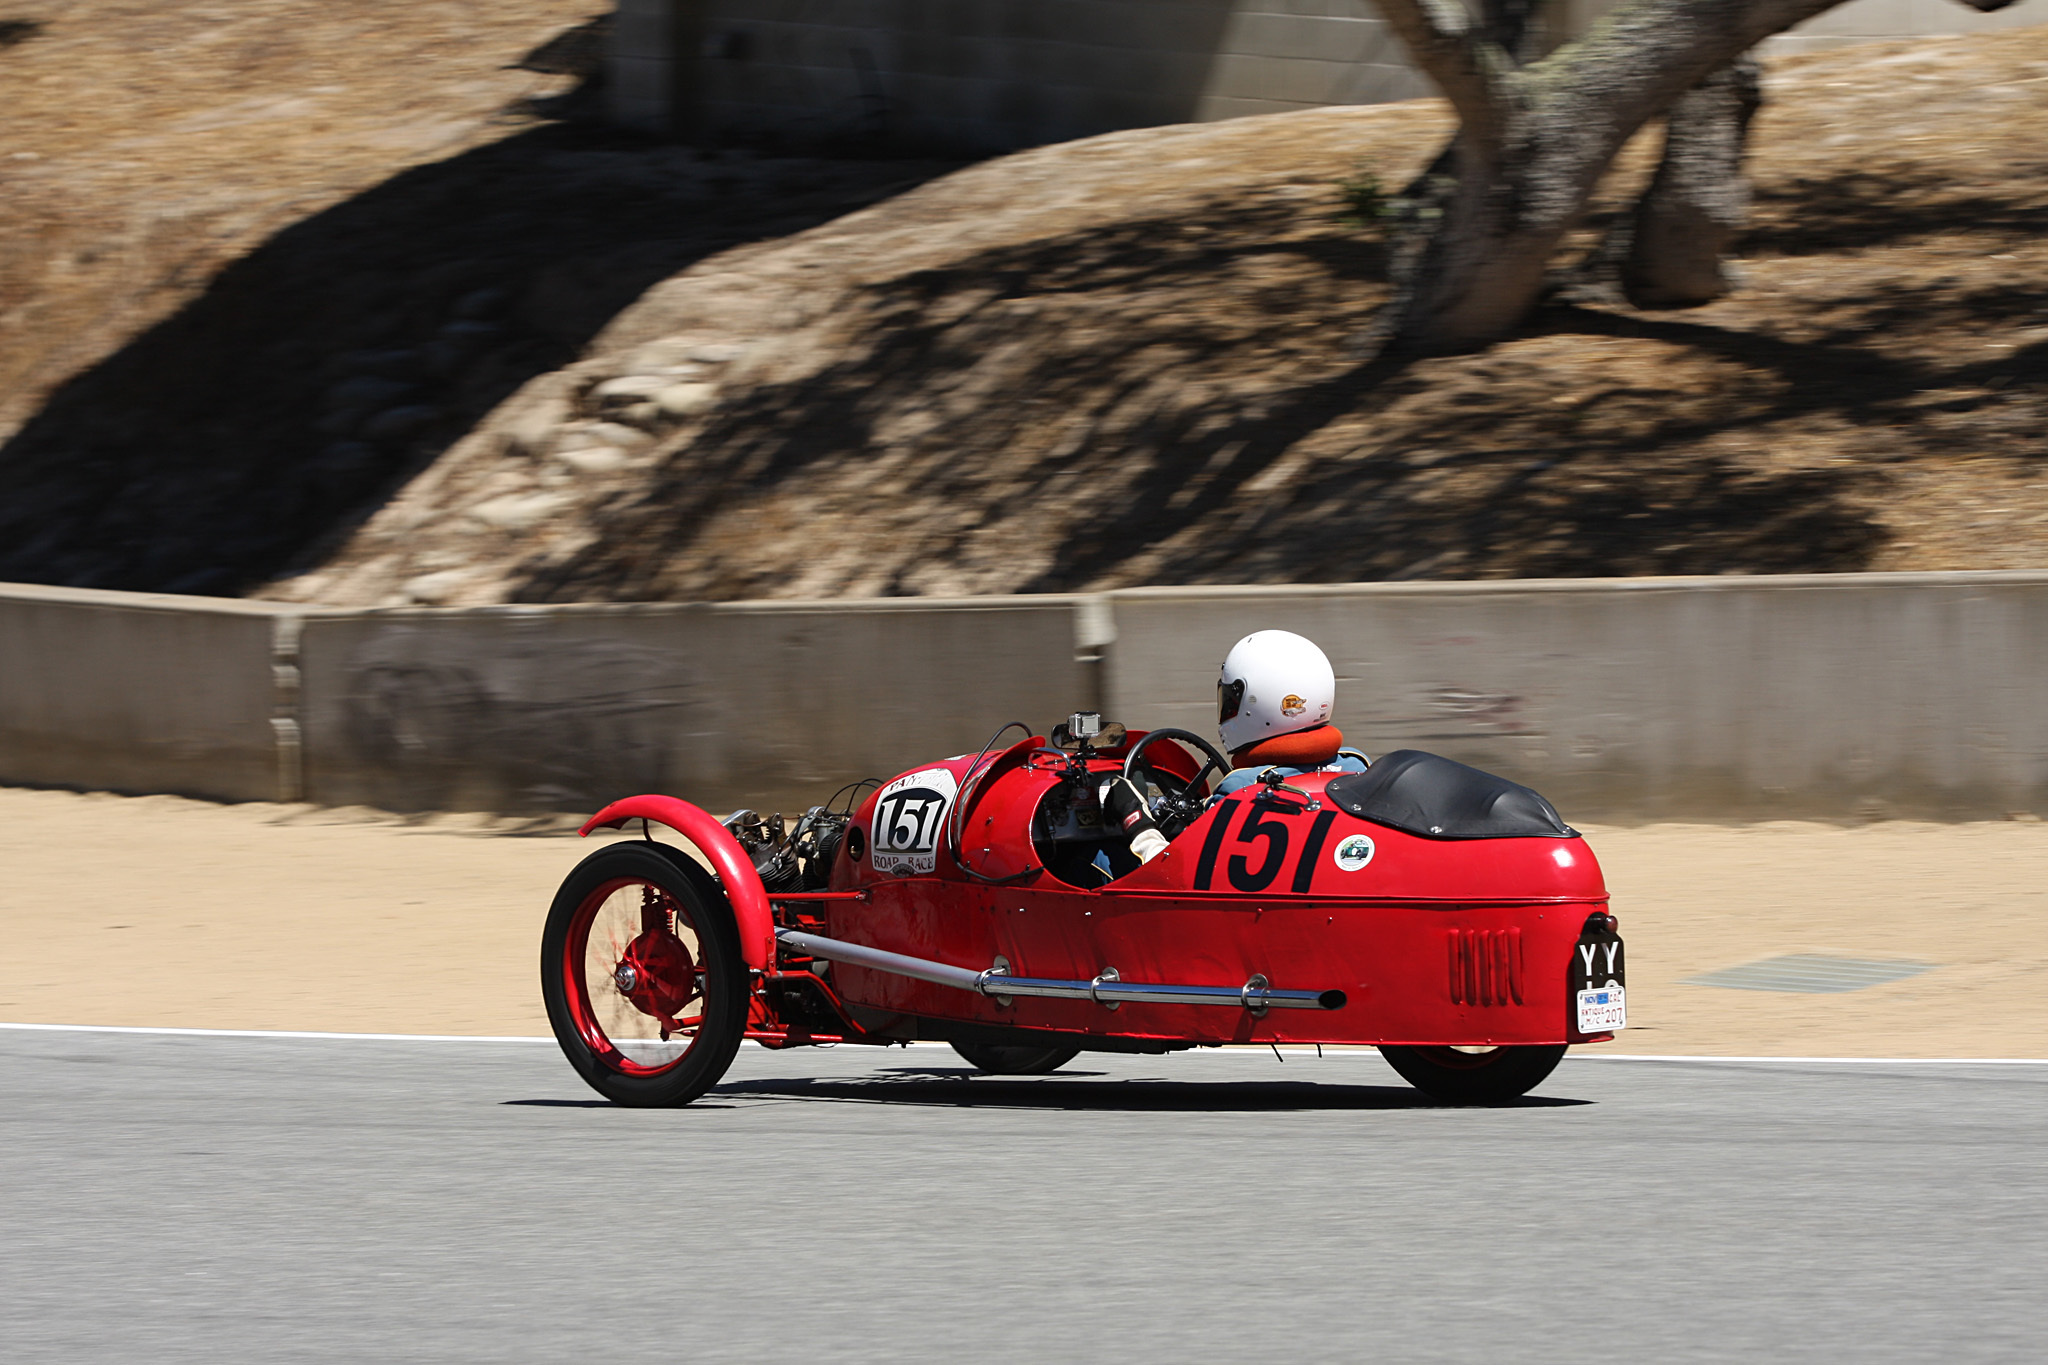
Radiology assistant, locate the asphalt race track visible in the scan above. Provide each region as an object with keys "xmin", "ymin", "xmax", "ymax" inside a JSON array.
[{"xmin": 3, "ymin": 1030, "xmax": 2044, "ymax": 1362}]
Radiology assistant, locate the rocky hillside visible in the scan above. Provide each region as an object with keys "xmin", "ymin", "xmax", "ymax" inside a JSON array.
[
  {"xmin": 3, "ymin": 17, "xmax": 2045, "ymax": 602},
  {"xmin": 272, "ymin": 26, "xmax": 2048, "ymax": 606}
]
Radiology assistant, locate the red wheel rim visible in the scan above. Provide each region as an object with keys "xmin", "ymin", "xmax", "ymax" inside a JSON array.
[{"xmin": 562, "ymin": 876, "xmax": 709, "ymax": 1076}]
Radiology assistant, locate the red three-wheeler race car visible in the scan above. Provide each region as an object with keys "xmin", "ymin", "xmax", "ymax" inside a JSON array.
[{"xmin": 540, "ymin": 715, "xmax": 1627, "ymax": 1107}]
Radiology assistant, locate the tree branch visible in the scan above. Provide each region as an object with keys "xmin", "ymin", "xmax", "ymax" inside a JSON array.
[
  {"xmin": 1530, "ymin": 1, "xmax": 1838, "ymax": 157},
  {"xmin": 1372, "ymin": 0, "xmax": 1520, "ymax": 147},
  {"xmin": 1370, "ymin": 0, "xmax": 2025, "ymax": 352}
]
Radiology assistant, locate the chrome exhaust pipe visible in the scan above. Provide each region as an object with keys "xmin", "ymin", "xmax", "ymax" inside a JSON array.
[{"xmin": 775, "ymin": 928, "xmax": 1344, "ymax": 1012}]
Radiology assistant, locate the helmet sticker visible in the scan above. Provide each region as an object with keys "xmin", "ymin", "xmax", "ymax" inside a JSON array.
[
  {"xmin": 1281, "ymin": 694, "xmax": 1307, "ymax": 717},
  {"xmin": 1332, "ymin": 833, "xmax": 1376, "ymax": 872}
]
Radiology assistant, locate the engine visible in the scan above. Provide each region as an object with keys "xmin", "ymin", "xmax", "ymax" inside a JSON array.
[{"xmin": 724, "ymin": 806, "xmax": 847, "ymax": 893}]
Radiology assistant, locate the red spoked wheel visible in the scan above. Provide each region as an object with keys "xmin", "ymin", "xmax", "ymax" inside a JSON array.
[
  {"xmin": 1377, "ymin": 1044, "xmax": 1568, "ymax": 1105},
  {"xmin": 541, "ymin": 842, "xmax": 748, "ymax": 1106}
]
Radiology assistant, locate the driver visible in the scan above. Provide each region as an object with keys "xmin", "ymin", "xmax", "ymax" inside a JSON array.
[{"xmin": 1104, "ymin": 630, "xmax": 1367, "ymax": 864}]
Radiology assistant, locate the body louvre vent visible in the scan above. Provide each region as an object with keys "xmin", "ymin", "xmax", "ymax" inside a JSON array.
[{"xmin": 1448, "ymin": 927, "xmax": 1523, "ymax": 1006}]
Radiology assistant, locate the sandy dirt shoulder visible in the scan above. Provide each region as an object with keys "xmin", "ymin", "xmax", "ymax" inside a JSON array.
[{"xmin": 2, "ymin": 787, "xmax": 2042, "ymax": 1055}]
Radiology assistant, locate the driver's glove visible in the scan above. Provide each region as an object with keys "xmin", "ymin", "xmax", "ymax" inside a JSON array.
[{"xmin": 1101, "ymin": 776, "xmax": 1169, "ymax": 864}]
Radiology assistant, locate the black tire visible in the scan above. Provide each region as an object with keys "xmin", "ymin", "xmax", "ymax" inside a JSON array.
[
  {"xmin": 541, "ymin": 841, "xmax": 749, "ymax": 1106},
  {"xmin": 1378, "ymin": 1044, "xmax": 1568, "ymax": 1105},
  {"xmin": 949, "ymin": 1041, "xmax": 1084, "ymax": 1075}
]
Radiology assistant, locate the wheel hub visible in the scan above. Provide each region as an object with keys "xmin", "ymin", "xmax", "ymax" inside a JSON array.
[{"xmin": 612, "ymin": 928, "xmax": 697, "ymax": 1027}]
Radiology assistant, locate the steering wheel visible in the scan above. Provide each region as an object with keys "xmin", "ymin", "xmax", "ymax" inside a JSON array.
[{"xmin": 1122, "ymin": 727, "xmax": 1230, "ymax": 835}]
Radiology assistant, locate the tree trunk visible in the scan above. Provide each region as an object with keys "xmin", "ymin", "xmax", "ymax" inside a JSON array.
[
  {"xmin": 1366, "ymin": 0, "xmax": 1912, "ymax": 355},
  {"xmin": 1389, "ymin": 0, "xmax": 1547, "ymax": 208},
  {"xmin": 1377, "ymin": 1, "xmax": 1560, "ymax": 353},
  {"xmin": 1385, "ymin": 98, "xmax": 1618, "ymax": 354},
  {"xmin": 1621, "ymin": 54, "xmax": 1763, "ymax": 307}
]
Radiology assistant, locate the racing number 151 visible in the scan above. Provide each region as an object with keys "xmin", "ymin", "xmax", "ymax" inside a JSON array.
[
  {"xmin": 1192, "ymin": 803, "xmax": 1338, "ymax": 894},
  {"xmin": 875, "ymin": 788, "xmax": 946, "ymax": 853}
]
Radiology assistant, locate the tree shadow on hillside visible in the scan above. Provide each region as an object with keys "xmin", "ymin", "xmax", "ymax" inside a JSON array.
[
  {"xmin": 510, "ymin": 200, "xmax": 1400, "ymax": 600},
  {"xmin": 1018, "ymin": 317, "xmax": 1900, "ymax": 589},
  {"xmin": 1745, "ymin": 163, "xmax": 2048, "ymax": 257},
  {"xmin": 0, "ymin": 120, "xmax": 960, "ymax": 595},
  {"xmin": 509, "ymin": 192, "xmax": 2028, "ymax": 598},
  {"xmin": 1046, "ymin": 276, "xmax": 2048, "ymax": 586}
]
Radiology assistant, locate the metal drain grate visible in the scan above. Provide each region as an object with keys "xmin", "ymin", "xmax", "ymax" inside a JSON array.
[{"xmin": 1685, "ymin": 954, "xmax": 1935, "ymax": 994}]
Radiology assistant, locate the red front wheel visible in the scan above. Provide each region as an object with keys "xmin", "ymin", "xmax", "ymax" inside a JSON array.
[{"xmin": 541, "ymin": 842, "xmax": 749, "ymax": 1106}]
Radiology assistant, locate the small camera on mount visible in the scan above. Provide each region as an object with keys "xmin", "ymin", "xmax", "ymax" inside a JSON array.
[{"xmin": 1052, "ymin": 711, "xmax": 1122, "ymax": 753}]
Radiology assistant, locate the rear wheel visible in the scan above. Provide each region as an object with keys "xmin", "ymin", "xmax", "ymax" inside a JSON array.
[
  {"xmin": 541, "ymin": 842, "xmax": 749, "ymax": 1106},
  {"xmin": 949, "ymin": 1041, "xmax": 1083, "ymax": 1075},
  {"xmin": 1378, "ymin": 1044, "xmax": 1567, "ymax": 1105}
]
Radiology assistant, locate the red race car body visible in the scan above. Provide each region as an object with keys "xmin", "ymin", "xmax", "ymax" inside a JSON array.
[{"xmin": 543, "ymin": 724, "xmax": 1627, "ymax": 1107}]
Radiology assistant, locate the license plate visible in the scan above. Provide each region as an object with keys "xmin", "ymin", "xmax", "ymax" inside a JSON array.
[
  {"xmin": 1569, "ymin": 919, "xmax": 1626, "ymax": 1035},
  {"xmin": 1577, "ymin": 985, "xmax": 1627, "ymax": 1033}
]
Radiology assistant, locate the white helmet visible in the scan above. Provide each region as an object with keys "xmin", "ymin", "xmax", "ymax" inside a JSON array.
[{"xmin": 1217, "ymin": 630, "xmax": 1335, "ymax": 754}]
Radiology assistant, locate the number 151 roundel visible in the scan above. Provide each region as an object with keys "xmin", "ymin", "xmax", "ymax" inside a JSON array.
[{"xmin": 870, "ymin": 768, "xmax": 959, "ymax": 876}]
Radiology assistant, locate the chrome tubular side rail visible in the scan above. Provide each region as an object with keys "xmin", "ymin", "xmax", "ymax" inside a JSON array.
[{"xmin": 774, "ymin": 928, "xmax": 1345, "ymax": 1012}]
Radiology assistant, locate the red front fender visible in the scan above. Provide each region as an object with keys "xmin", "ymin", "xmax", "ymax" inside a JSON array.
[{"xmin": 580, "ymin": 796, "xmax": 776, "ymax": 971}]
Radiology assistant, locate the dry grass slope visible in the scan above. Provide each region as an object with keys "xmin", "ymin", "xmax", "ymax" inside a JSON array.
[
  {"xmin": 0, "ymin": 1, "xmax": 957, "ymax": 594},
  {"xmin": 2, "ymin": 14, "xmax": 2045, "ymax": 603},
  {"xmin": 281, "ymin": 27, "xmax": 2048, "ymax": 606}
]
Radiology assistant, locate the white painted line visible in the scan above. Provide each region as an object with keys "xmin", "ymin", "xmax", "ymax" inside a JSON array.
[
  {"xmin": 1108, "ymin": 1047, "xmax": 2048, "ymax": 1066},
  {"xmin": 1201, "ymin": 1048, "xmax": 2048, "ymax": 1065},
  {"xmin": 1, "ymin": 1024, "xmax": 2040, "ymax": 1065},
  {"xmin": 1190, "ymin": 1047, "xmax": 2048, "ymax": 1065},
  {"xmin": 1562, "ymin": 1052, "xmax": 2048, "ymax": 1066},
  {"xmin": 0, "ymin": 1022, "xmax": 552, "ymax": 1042}
]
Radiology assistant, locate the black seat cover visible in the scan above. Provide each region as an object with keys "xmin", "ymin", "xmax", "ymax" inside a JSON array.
[{"xmin": 1323, "ymin": 750, "xmax": 1576, "ymax": 840}]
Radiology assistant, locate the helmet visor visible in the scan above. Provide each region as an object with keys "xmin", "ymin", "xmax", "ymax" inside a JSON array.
[{"xmin": 1217, "ymin": 677, "xmax": 1246, "ymax": 727}]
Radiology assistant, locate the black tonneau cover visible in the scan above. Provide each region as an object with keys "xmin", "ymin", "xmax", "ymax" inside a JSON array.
[{"xmin": 1323, "ymin": 750, "xmax": 1576, "ymax": 840}]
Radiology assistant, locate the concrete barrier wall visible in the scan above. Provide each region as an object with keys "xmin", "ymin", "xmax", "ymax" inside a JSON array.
[
  {"xmin": 0, "ymin": 584, "xmax": 289, "ymax": 804},
  {"xmin": 6, "ymin": 572, "xmax": 2048, "ymax": 821},
  {"xmin": 1104, "ymin": 574, "xmax": 2048, "ymax": 821},
  {"xmin": 1562, "ymin": 0, "xmax": 2048, "ymax": 57},
  {"xmin": 295, "ymin": 596, "xmax": 1089, "ymax": 816},
  {"xmin": 613, "ymin": 0, "xmax": 1438, "ymax": 147},
  {"xmin": 1724, "ymin": 0, "xmax": 2048, "ymax": 57},
  {"xmin": 613, "ymin": 0, "xmax": 2048, "ymax": 148}
]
